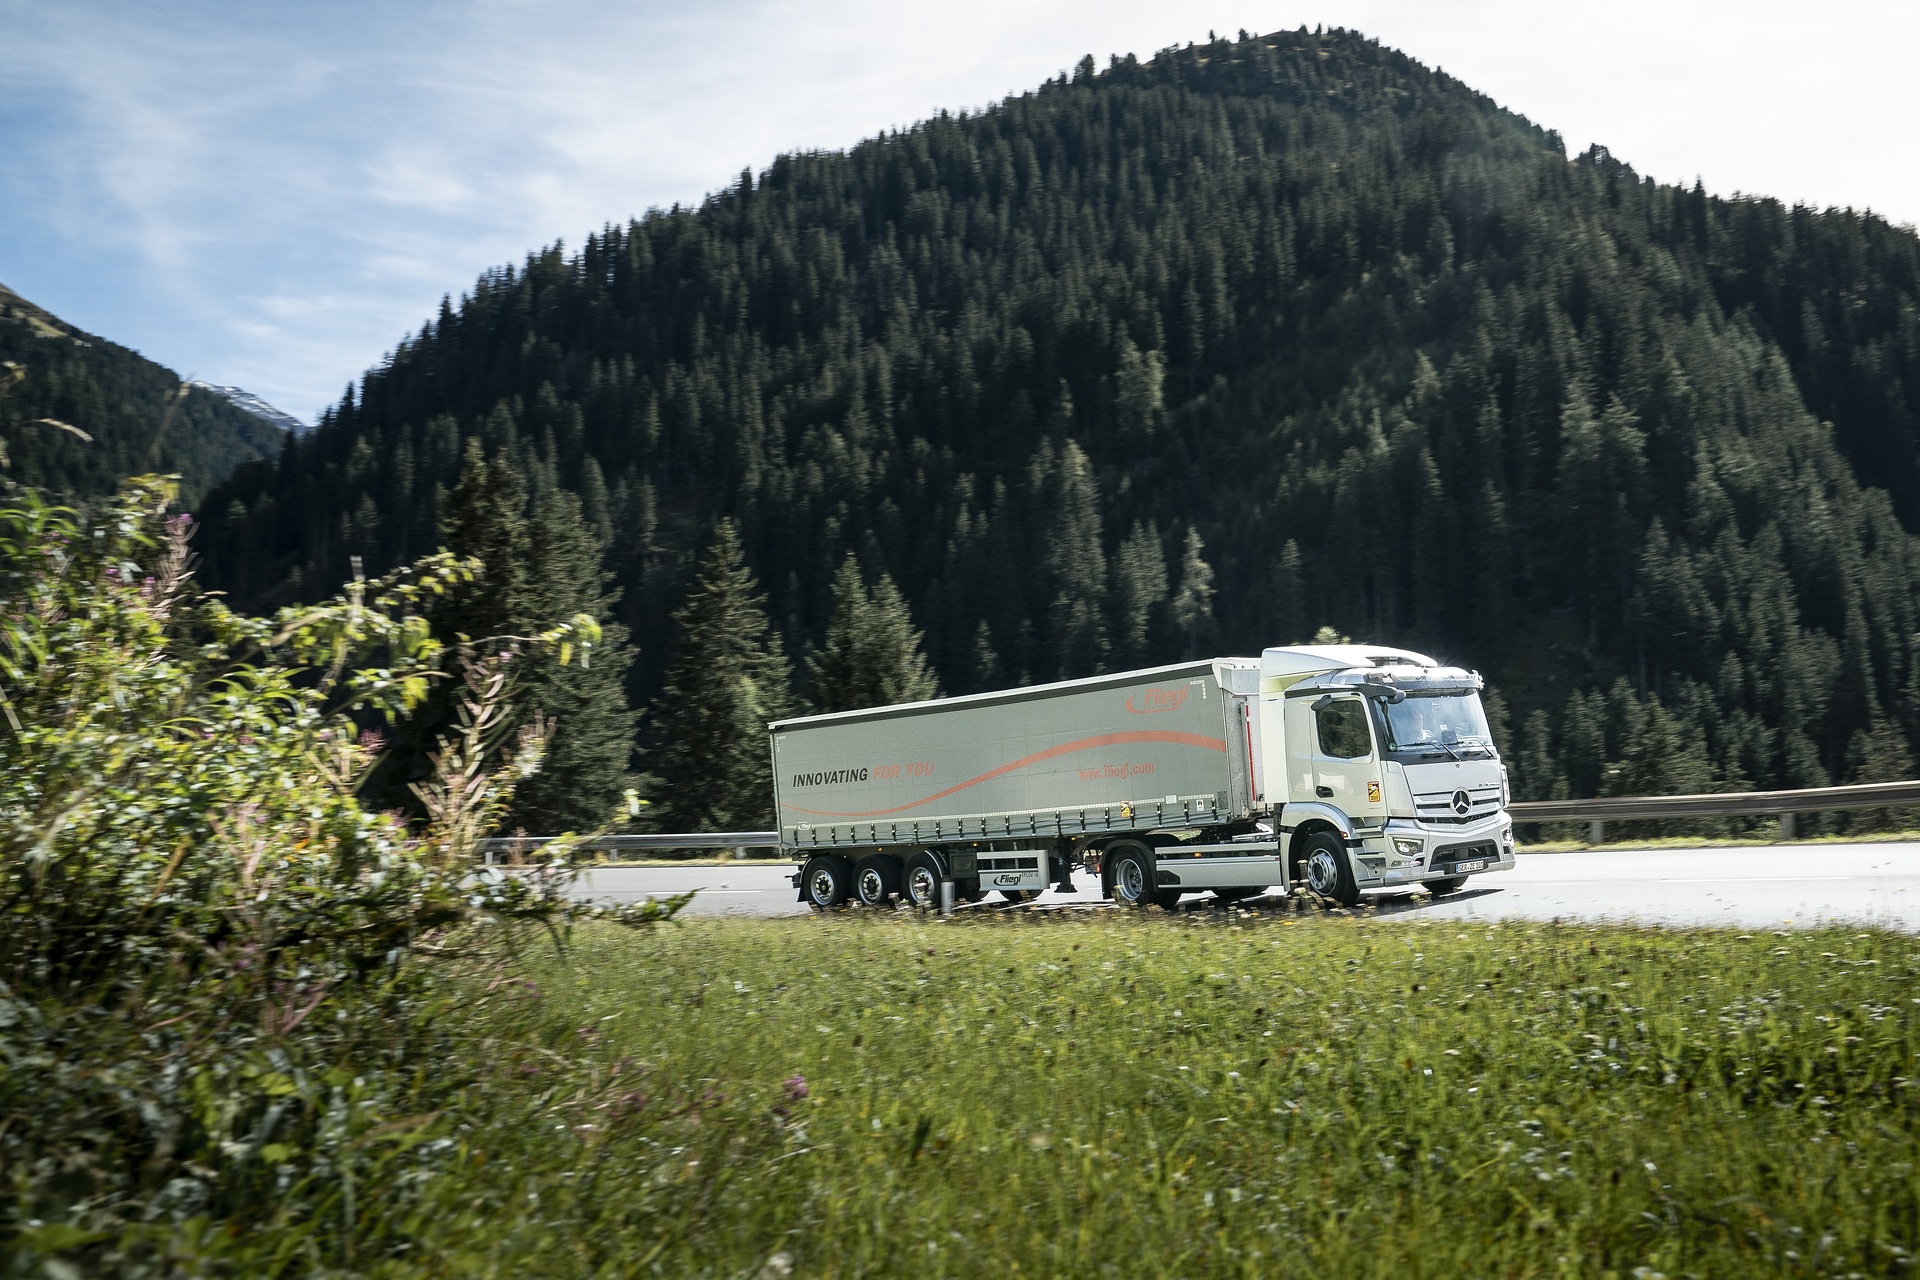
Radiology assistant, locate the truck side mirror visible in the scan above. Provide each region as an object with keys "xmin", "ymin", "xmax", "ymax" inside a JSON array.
[{"xmin": 1311, "ymin": 694, "xmax": 1334, "ymax": 712}]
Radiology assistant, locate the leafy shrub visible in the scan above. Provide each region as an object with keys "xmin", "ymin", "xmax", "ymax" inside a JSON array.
[{"xmin": 0, "ymin": 477, "xmax": 672, "ymax": 1274}]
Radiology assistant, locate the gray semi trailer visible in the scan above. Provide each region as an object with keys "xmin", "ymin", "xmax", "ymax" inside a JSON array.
[{"xmin": 777, "ymin": 643, "xmax": 1515, "ymax": 910}]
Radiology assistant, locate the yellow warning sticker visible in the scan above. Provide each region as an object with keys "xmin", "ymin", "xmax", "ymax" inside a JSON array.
[{"xmin": 1367, "ymin": 780, "xmax": 1382, "ymax": 804}]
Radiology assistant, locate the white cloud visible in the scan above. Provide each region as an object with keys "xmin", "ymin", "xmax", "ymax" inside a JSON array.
[{"xmin": 1, "ymin": 0, "xmax": 1913, "ymax": 424}]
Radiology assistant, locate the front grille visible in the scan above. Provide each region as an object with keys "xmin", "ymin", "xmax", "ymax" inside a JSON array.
[{"xmin": 1414, "ymin": 786, "xmax": 1501, "ymax": 825}]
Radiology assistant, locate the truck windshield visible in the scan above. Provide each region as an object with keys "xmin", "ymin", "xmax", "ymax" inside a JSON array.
[{"xmin": 1381, "ymin": 692, "xmax": 1492, "ymax": 753}]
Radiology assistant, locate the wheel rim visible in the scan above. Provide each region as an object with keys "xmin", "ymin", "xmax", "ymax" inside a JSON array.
[
  {"xmin": 907, "ymin": 866, "xmax": 938, "ymax": 906},
  {"xmin": 809, "ymin": 868, "xmax": 839, "ymax": 905},
  {"xmin": 1306, "ymin": 850, "xmax": 1341, "ymax": 896},
  {"xmin": 857, "ymin": 867, "xmax": 887, "ymax": 903},
  {"xmin": 1114, "ymin": 855, "xmax": 1146, "ymax": 902}
]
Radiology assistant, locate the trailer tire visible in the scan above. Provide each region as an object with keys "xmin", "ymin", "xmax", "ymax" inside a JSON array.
[
  {"xmin": 1297, "ymin": 830, "xmax": 1360, "ymax": 908},
  {"xmin": 1425, "ymin": 875, "xmax": 1469, "ymax": 897},
  {"xmin": 854, "ymin": 855, "xmax": 903, "ymax": 907},
  {"xmin": 801, "ymin": 855, "xmax": 853, "ymax": 910},
  {"xmin": 999, "ymin": 888, "xmax": 1042, "ymax": 904},
  {"xmin": 955, "ymin": 878, "xmax": 986, "ymax": 903},
  {"xmin": 901, "ymin": 852, "xmax": 946, "ymax": 909}
]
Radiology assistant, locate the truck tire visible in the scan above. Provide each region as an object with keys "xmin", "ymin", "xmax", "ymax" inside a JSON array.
[
  {"xmin": 901, "ymin": 852, "xmax": 946, "ymax": 909},
  {"xmin": 955, "ymin": 878, "xmax": 986, "ymax": 903},
  {"xmin": 1297, "ymin": 830, "xmax": 1360, "ymax": 908},
  {"xmin": 1425, "ymin": 875, "xmax": 1469, "ymax": 897},
  {"xmin": 854, "ymin": 855, "xmax": 902, "ymax": 907},
  {"xmin": 801, "ymin": 855, "xmax": 853, "ymax": 910},
  {"xmin": 1105, "ymin": 841, "xmax": 1171, "ymax": 909},
  {"xmin": 1212, "ymin": 886, "xmax": 1266, "ymax": 903}
]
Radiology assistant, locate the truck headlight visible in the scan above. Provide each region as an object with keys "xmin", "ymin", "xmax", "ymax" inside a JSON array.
[{"xmin": 1392, "ymin": 837, "xmax": 1423, "ymax": 856}]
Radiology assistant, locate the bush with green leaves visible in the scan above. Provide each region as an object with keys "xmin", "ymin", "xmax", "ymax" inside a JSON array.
[{"xmin": 0, "ymin": 476, "xmax": 672, "ymax": 1273}]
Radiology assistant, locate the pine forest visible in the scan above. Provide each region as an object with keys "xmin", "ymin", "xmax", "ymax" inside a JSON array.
[{"xmin": 165, "ymin": 28, "xmax": 1920, "ymax": 828}]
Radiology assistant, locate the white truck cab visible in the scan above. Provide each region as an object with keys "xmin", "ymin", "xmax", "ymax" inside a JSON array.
[{"xmin": 1258, "ymin": 644, "xmax": 1515, "ymax": 902}]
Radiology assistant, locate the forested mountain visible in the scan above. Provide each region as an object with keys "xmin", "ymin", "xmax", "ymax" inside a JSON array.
[
  {"xmin": 196, "ymin": 28, "xmax": 1920, "ymax": 813},
  {"xmin": 0, "ymin": 284, "xmax": 285, "ymax": 505}
]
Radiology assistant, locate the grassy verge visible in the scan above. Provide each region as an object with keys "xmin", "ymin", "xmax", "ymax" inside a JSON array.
[{"xmin": 278, "ymin": 912, "xmax": 1917, "ymax": 1278}]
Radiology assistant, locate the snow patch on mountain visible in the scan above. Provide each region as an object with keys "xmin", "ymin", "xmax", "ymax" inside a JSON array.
[{"xmin": 189, "ymin": 382, "xmax": 308, "ymax": 435}]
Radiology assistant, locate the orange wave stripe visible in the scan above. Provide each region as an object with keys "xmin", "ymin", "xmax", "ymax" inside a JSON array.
[{"xmin": 783, "ymin": 729, "xmax": 1227, "ymax": 819}]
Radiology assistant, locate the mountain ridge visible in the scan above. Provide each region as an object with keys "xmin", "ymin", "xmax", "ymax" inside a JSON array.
[
  {"xmin": 194, "ymin": 27, "xmax": 1920, "ymax": 809},
  {"xmin": 0, "ymin": 284, "xmax": 286, "ymax": 506}
]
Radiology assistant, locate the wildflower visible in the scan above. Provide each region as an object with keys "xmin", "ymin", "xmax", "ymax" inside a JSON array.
[{"xmin": 783, "ymin": 1074, "xmax": 809, "ymax": 1103}]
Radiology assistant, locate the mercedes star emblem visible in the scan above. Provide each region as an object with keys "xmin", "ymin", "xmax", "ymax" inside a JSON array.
[{"xmin": 1451, "ymin": 789, "xmax": 1472, "ymax": 816}]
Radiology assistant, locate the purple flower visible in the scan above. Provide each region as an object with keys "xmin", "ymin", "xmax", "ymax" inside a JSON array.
[{"xmin": 783, "ymin": 1075, "xmax": 809, "ymax": 1103}]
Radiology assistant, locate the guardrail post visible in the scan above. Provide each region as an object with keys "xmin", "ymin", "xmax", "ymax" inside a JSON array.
[
  {"xmin": 1777, "ymin": 812, "xmax": 1795, "ymax": 841},
  {"xmin": 1587, "ymin": 819, "xmax": 1605, "ymax": 845}
]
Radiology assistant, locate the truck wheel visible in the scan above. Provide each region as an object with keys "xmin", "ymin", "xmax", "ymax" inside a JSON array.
[
  {"xmin": 1426, "ymin": 875, "xmax": 1469, "ymax": 897},
  {"xmin": 854, "ymin": 855, "xmax": 902, "ymax": 907},
  {"xmin": 1298, "ymin": 831, "xmax": 1360, "ymax": 908},
  {"xmin": 1212, "ymin": 886, "xmax": 1266, "ymax": 903},
  {"xmin": 801, "ymin": 855, "xmax": 853, "ymax": 910},
  {"xmin": 1105, "ymin": 841, "xmax": 1158, "ymax": 909},
  {"xmin": 955, "ymin": 878, "xmax": 986, "ymax": 903},
  {"xmin": 901, "ymin": 852, "xmax": 945, "ymax": 909}
]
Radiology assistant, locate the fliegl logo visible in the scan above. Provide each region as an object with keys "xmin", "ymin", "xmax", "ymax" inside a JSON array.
[{"xmin": 1125, "ymin": 686, "xmax": 1190, "ymax": 714}]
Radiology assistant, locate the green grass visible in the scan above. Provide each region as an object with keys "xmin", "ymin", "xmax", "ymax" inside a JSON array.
[{"xmin": 352, "ymin": 913, "xmax": 1920, "ymax": 1278}]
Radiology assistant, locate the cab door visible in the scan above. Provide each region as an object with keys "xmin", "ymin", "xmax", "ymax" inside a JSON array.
[{"xmin": 1311, "ymin": 695, "xmax": 1386, "ymax": 821}]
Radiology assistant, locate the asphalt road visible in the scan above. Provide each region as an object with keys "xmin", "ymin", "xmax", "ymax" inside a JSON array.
[{"xmin": 563, "ymin": 842, "xmax": 1920, "ymax": 930}]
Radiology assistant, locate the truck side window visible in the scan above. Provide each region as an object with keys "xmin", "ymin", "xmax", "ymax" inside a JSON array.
[{"xmin": 1316, "ymin": 699, "xmax": 1372, "ymax": 759}]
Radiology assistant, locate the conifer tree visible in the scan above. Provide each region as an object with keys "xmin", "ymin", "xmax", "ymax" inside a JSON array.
[
  {"xmin": 808, "ymin": 552, "xmax": 940, "ymax": 712},
  {"xmin": 1043, "ymin": 441, "xmax": 1108, "ymax": 678},
  {"xmin": 1171, "ymin": 527, "xmax": 1215, "ymax": 658},
  {"xmin": 369, "ymin": 442, "xmax": 636, "ymax": 831},
  {"xmin": 967, "ymin": 620, "xmax": 1003, "ymax": 693},
  {"xmin": 1845, "ymin": 716, "xmax": 1917, "ymax": 831},
  {"xmin": 1605, "ymin": 696, "xmax": 1720, "ymax": 837},
  {"xmin": 1109, "ymin": 520, "xmax": 1169, "ymax": 666},
  {"xmin": 503, "ymin": 490, "xmax": 637, "ymax": 833},
  {"xmin": 646, "ymin": 521, "xmax": 793, "ymax": 832}
]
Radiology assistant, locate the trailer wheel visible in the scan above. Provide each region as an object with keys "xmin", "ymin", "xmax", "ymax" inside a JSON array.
[
  {"xmin": 854, "ymin": 855, "xmax": 903, "ymax": 907},
  {"xmin": 901, "ymin": 852, "xmax": 945, "ymax": 909},
  {"xmin": 955, "ymin": 878, "xmax": 986, "ymax": 903},
  {"xmin": 1298, "ymin": 830, "xmax": 1360, "ymax": 908},
  {"xmin": 801, "ymin": 855, "xmax": 853, "ymax": 910},
  {"xmin": 1425, "ymin": 875, "xmax": 1469, "ymax": 897}
]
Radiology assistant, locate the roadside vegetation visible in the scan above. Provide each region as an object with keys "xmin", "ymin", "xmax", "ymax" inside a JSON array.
[
  {"xmin": 24, "ymin": 905, "xmax": 1918, "ymax": 1276},
  {"xmin": 0, "ymin": 477, "xmax": 672, "ymax": 1277}
]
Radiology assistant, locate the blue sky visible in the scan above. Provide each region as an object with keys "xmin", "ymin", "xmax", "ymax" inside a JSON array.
[{"xmin": 3, "ymin": 0, "xmax": 1914, "ymax": 426}]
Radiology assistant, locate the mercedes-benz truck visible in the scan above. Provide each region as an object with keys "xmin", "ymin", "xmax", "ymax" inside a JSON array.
[{"xmin": 777, "ymin": 643, "xmax": 1514, "ymax": 910}]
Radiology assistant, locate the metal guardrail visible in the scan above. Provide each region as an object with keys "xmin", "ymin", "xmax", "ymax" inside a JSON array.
[
  {"xmin": 477, "ymin": 780, "xmax": 1920, "ymax": 861},
  {"xmin": 1508, "ymin": 779, "xmax": 1920, "ymax": 843},
  {"xmin": 476, "ymin": 832, "xmax": 781, "ymax": 865}
]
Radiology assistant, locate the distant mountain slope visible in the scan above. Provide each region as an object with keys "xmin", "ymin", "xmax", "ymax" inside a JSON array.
[
  {"xmin": 0, "ymin": 284, "xmax": 285, "ymax": 506},
  {"xmin": 196, "ymin": 28, "xmax": 1920, "ymax": 798}
]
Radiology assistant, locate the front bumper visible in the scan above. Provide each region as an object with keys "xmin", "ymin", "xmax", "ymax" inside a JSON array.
[{"xmin": 1353, "ymin": 814, "xmax": 1515, "ymax": 887}]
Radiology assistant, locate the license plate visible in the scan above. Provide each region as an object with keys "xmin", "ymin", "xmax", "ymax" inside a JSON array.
[{"xmin": 1453, "ymin": 859, "xmax": 1485, "ymax": 873}]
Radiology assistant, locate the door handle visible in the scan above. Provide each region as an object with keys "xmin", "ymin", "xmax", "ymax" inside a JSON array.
[{"xmin": 1315, "ymin": 785, "xmax": 1333, "ymax": 798}]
